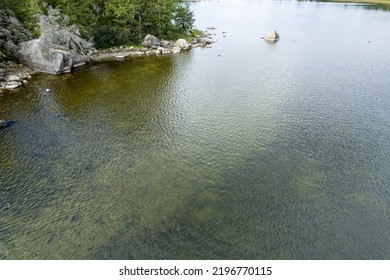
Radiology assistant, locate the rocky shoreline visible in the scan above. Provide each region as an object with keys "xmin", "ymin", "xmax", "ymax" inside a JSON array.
[
  {"xmin": 92, "ymin": 33, "xmax": 217, "ymax": 61},
  {"xmin": 0, "ymin": 31, "xmax": 216, "ymax": 93},
  {"xmin": 0, "ymin": 62, "xmax": 36, "ymax": 93}
]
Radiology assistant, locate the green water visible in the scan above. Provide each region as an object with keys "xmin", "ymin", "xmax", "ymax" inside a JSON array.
[{"xmin": 1, "ymin": 0, "xmax": 390, "ymax": 259}]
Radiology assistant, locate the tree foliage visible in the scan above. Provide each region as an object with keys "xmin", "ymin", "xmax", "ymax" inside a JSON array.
[
  {"xmin": 174, "ymin": 3, "xmax": 195, "ymax": 33},
  {"xmin": 0, "ymin": 0, "xmax": 195, "ymax": 50}
]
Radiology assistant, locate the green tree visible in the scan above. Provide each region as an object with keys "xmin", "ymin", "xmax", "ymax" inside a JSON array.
[
  {"xmin": 174, "ymin": 3, "xmax": 194, "ymax": 33},
  {"xmin": 1, "ymin": 0, "xmax": 196, "ymax": 50},
  {"xmin": 1, "ymin": 0, "xmax": 41, "ymax": 34}
]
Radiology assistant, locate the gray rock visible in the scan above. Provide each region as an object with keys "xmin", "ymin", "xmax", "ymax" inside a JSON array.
[
  {"xmin": 174, "ymin": 39, "xmax": 190, "ymax": 50},
  {"xmin": 160, "ymin": 40, "xmax": 171, "ymax": 48},
  {"xmin": 141, "ymin": 35, "xmax": 161, "ymax": 48},
  {"xmin": 6, "ymin": 74, "xmax": 22, "ymax": 81},
  {"xmin": 155, "ymin": 47, "xmax": 164, "ymax": 54},
  {"xmin": 5, "ymin": 81, "xmax": 22, "ymax": 89},
  {"xmin": 162, "ymin": 49, "xmax": 171, "ymax": 55},
  {"xmin": 172, "ymin": 46, "xmax": 182, "ymax": 54},
  {"xmin": 72, "ymin": 54, "xmax": 86, "ymax": 68},
  {"xmin": 262, "ymin": 30, "xmax": 280, "ymax": 42},
  {"xmin": 197, "ymin": 37, "xmax": 216, "ymax": 45},
  {"xmin": 18, "ymin": 39, "xmax": 73, "ymax": 74}
]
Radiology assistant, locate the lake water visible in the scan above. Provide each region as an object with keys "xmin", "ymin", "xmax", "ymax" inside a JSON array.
[{"xmin": 1, "ymin": 0, "xmax": 390, "ymax": 259}]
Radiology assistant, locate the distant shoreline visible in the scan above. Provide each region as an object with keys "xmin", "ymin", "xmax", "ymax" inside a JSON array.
[{"xmin": 304, "ymin": 0, "xmax": 390, "ymax": 7}]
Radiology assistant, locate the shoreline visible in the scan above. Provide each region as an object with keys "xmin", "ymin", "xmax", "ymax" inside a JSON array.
[
  {"xmin": 91, "ymin": 43, "xmax": 213, "ymax": 62},
  {"xmin": 320, "ymin": 0, "xmax": 390, "ymax": 5},
  {"xmin": 0, "ymin": 62, "xmax": 36, "ymax": 93},
  {"xmin": 298, "ymin": 0, "xmax": 390, "ymax": 6},
  {"xmin": 0, "ymin": 32, "xmax": 216, "ymax": 93}
]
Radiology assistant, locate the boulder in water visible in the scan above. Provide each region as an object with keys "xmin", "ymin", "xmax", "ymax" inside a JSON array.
[{"xmin": 262, "ymin": 30, "xmax": 280, "ymax": 42}]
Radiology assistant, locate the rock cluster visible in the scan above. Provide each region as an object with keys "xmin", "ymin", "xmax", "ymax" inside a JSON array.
[
  {"xmin": 1, "ymin": 30, "xmax": 217, "ymax": 91},
  {"xmin": 93, "ymin": 32, "xmax": 217, "ymax": 61},
  {"xmin": 0, "ymin": 62, "xmax": 34, "ymax": 91}
]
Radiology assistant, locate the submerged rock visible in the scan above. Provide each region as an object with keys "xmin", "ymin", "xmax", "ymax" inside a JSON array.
[
  {"xmin": 0, "ymin": 120, "xmax": 15, "ymax": 130},
  {"xmin": 262, "ymin": 30, "xmax": 280, "ymax": 42},
  {"xmin": 71, "ymin": 213, "xmax": 81, "ymax": 222}
]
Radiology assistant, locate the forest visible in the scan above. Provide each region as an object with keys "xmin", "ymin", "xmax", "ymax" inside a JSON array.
[{"xmin": 0, "ymin": 0, "xmax": 195, "ymax": 59}]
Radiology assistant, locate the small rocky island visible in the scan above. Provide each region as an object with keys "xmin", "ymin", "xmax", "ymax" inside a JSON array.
[{"xmin": 262, "ymin": 30, "xmax": 280, "ymax": 42}]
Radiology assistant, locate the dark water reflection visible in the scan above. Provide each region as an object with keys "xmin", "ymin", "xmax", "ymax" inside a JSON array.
[{"xmin": 1, "ymin": 0, "xmax": 390, "ymax": 259}]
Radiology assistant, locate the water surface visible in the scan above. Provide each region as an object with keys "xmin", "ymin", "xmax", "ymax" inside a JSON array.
[{"xmin": 1, "ymin": 0, "xmax": 390, "ymax": 259}]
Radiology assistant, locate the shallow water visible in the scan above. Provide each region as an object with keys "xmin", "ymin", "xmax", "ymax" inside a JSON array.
[{"xmin": 1, "ymin": 0, "xmax": 390, "ymax": 259}]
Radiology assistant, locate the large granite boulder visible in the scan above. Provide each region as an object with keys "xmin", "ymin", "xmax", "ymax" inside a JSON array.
[
  {"xmin": 263, "ymin": 30, "xmax": 280, "ymax": 42},
  {"xmin": 18, "ymin": 39, "xmax": 73, "ymax": 74},
  {"xmin": 174, "ymin": 39, "xmax": 190, "ymax": 50},
  {"xmin": 141, "ymin": 35, "xmax": 161, "ymax": 49}
]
